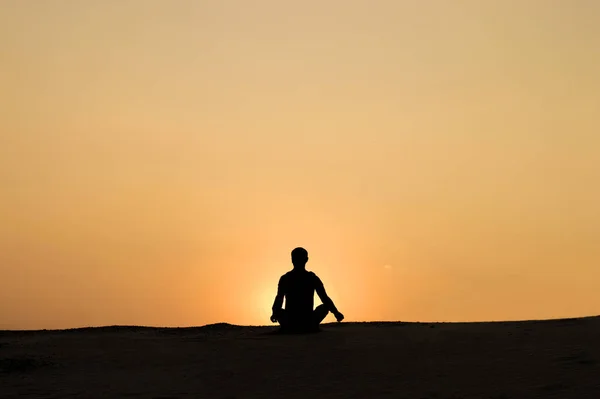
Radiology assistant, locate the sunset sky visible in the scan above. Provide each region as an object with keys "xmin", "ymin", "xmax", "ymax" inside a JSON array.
[{"xmin": 1, "ymin": 0, "xmax": 599, "ymax": 330}]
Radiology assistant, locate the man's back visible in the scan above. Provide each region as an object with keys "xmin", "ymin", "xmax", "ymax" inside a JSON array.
[
  {"xmin": 279, "ymin": 269, "xmax": 320, "ymax": 317},
  {"xmin": 270, "ymin": 247, "xmax": 344, "ymax": 330}
]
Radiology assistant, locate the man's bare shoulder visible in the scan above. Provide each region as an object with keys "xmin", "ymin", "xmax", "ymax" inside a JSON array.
[
  {"xmin": 308, "ymin": 271, "xmax": 324, "ymax": 286},
  {"xmin": 280, "ymin": 270, "xmax": 295, "ymax": 281}
]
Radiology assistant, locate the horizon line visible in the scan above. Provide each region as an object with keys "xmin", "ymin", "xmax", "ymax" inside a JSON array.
[{"xmin": 1, "ymin": 314, "xmax": 598, "ymax": 333}]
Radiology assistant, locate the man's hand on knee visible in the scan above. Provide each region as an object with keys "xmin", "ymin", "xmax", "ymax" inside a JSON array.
[{"xmin": 333, "ymin": 311, "xmax": 344, "ymax": 322}]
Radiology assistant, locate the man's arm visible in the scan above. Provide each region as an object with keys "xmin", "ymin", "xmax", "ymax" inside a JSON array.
[
  {"xmin": 271, "ymin": 276, "xmax": 285, "ymax": 314},
  {"xmin": 314, "ymin": 275, "xmax": 343, "ymax": 320}
]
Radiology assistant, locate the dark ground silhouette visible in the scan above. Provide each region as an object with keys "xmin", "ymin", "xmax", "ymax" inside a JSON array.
[{"xmin": 2, "ymin": 317, "xmax": 600, "ymax": 398}]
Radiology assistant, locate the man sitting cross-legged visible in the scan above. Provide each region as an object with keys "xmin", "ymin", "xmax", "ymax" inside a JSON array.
[{"xmin": 270, "ymin": 247, "xmax": 344, "ymax": 333}]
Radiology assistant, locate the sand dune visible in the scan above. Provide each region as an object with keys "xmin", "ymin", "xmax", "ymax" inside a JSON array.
[{"xmin": 1, "ymin": 316, "xmax": 599, "ymax": 398}]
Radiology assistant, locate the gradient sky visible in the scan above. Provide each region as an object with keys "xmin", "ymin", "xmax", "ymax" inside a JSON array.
[{"xmin": 1, "ymin": 0, "xmax": 599, "ymax": 330}]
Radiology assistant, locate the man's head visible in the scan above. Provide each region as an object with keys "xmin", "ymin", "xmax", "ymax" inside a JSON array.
[{"xmin": 291, "ymin": 247, "xmax": 308, "ymax": 269}]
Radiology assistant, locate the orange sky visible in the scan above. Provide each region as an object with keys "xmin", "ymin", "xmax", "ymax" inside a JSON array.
[{"xmin": 1, "ymin": 0, "xmax": 599, "ymax": 330}]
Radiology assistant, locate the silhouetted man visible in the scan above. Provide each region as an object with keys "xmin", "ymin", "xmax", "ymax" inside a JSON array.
[{"xmin": 270, "ymin": 247, "xmax": 344, "ymax": 332}]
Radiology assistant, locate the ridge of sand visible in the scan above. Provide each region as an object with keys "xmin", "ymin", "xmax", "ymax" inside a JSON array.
[
  {"xmin": 1, "ymin": 316, "xmax": 599, "ymax": 398},
  {"xmin": 2, "ymin": 314, "xmax": 598, "ymax": 334}
]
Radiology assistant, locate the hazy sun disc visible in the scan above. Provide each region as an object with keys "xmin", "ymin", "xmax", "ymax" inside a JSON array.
[{"xmin": 251, "ymin": 286, "xmax": 276, "ymax": 325}]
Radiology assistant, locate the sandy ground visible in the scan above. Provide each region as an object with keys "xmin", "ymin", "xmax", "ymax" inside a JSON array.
[{"xmin": 1, "ymin": 317, "xmax": 599, "ymax": 399}]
